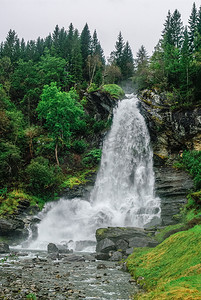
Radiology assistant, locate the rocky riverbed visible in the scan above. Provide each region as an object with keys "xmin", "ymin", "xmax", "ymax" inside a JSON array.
[{"xmin": 0, "ymin": 250, "xmax": 139, "ymax": 300}]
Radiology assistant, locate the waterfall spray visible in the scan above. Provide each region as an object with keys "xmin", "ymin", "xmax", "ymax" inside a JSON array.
[{"xmin": 29, "ymin": 94, "xmax": 160, "ymax": 250}]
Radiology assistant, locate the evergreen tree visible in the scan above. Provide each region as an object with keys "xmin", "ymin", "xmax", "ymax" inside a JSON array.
[
  {"xmin": 198, "ymin": 6, "xmax": 201, "ymax": 35},
  {"xmin": 188, "ymin": 2, "xmax": 198, "ymax": 53},
  {"xmin": 180, "ymin": 26, "xmax": 192, "ymax": 99},
  {"xmin": 121, "ymin": 41, "xmax": 134, "ymax": 79},
  {"xmin": 81, "ymin": 23, "xmax": 91, "ymax": 81},
  {"xmin": 171, "ymin": 9, "xmax": 183, "ymax": 48},
  {"xmin": 2, "ymin": 30, "xmax": 19, "ymax": 62},
  {"xmin": 162, "ymin": 10, "xmax": 173, "ymax": 45},
  {"xmin": 70, "ymin": 29, "xmax": 83, "ymax": 82},
  {"xmin": 134, "ymin": 45, "xmax": 149, "ymax": 89}
]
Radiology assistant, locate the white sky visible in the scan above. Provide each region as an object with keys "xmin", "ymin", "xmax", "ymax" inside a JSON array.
[{"xmin": 0, "ymin": 0, "xmax": 200, "ymax": 59}]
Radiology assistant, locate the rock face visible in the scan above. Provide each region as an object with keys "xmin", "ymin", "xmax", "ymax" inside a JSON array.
[
  {"xmin": 155, "ymin": 167, "xmax": 194, "ymax": 225},
  {"xmin": 0, "ymin": 218, "xmax": 29, "ymax": 242},
  {"xmin": 139, "ymin": 90, "xmax": 201, "ymax": 156},
  {"xmin": 95, "ymin": 227, "xmax": 159, "ymax": 260},
  {"xmin": 139, "ymin": 90, "xmax": 197, "ymax": 225}
]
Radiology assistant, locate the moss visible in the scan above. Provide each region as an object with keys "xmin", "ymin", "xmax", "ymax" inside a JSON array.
[
  {"xmin": 101, "ymin": 84, "xmax": 124, "ymax": 99},
  {"xmin": 60, "ymin": 168, "xmax": 97, "ymax": 189},
  {"xmin": 127, "ymin": 225, "xmax": 201, "ymax": 299}
]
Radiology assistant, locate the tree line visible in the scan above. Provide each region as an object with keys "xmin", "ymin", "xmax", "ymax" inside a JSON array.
[
  {"xmin": 133, "ymin": 2, "xmax": 201, "ymax": 107},
  {"xmin": 0, "ymin": 22, "xmax": 133, "ymax": 203}
]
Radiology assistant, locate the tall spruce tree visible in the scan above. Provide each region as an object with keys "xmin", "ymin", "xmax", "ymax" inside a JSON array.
[
  {"xmin": 81, "ymin": 23, "xmax": 91, "ymax": 81},
  {"xmin": 121, "ymin": 41, "xmax": 134, "ymax": 79},
  {"xmin": 188, "ymin": 2, "xmax": 198, "ymax": 53}
]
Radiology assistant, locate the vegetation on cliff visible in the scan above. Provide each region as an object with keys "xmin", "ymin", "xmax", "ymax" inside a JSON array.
[
  {"xmin": 133, "ymin": 2, "xmax": 201, "ymax": 109},
  {"xmin": 0, "ymin": 21, "xmax": 127, "ymax": 214}
]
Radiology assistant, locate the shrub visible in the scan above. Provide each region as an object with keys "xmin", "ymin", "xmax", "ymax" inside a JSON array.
[
  {"xmin": 82, "ymin": 149, "xmax": 102, "ymax": 166},
  {"xmin": 26, "ymin": 157, "xmax": 61, "ymax": 195},
  {"xmin": 72, "ymin": 139, "xmax": 88, "ymax": 154}
]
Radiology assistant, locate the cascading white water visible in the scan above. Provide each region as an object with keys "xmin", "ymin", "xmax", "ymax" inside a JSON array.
[{"xmin": 29, "ymin": 94, "xmax": 160, "ymax": 250}]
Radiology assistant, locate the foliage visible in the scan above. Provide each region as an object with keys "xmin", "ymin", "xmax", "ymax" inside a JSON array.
[
  {"xmin": 60, "ymin": 168, "xmax": 96, "ymax": 189},
  {"xmin": 26, "ymin": 293, "xmax": 37, "ymax": 300},
  {"xmin": 36, "ymin": 83, "xmax": 84, "ymax": 165},
  {"xmin": 181, "ymin": 150, "xmax": 201, "ymax": 190},
  {"xmin": 101, "ymin": 84, "xmax": 124, "ymax": 99},
  {"xmin": 0, "ymin": 189, "xmax": 41, "ymax": 216},
  {"xmin": 72, "ymin": 139, "xmax": 88, "ymax": 154},
  {"xmin": 127, "ymin": 225, "xmax": 201, "ymax": 300},
  {"xmin": 82, "ymin": 149, "xmax": 102, "ymax": 167},
  {"xmin": 26, "ymin": 157, "xmax": 61, "ymax": 195}
]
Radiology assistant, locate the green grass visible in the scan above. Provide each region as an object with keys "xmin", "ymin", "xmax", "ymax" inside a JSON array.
[{"xmin": 127, "ymin": 225, "xmax": 201, "ymax": 299}]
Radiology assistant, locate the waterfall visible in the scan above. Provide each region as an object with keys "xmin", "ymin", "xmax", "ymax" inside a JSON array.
[{"xmin": 29, "ymin": 94, "xmax": 160, "ymax": 250}]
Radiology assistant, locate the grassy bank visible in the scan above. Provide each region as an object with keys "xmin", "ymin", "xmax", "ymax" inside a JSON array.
[{"xmin": 127, "ymin": 225, "xmax": 201, "ymax": 299}]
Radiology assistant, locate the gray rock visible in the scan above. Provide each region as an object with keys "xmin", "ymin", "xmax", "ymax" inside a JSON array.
[
  {"xmin": 63, "ymin": 254, "xmax": 85, "ymax": 262},
  {"xmin": 126, "ymin": 248, "xmax": 134, "ymax": 255},
  {"xmin": 116, "ymin": 239, "xmax": 129, "ymax": 252},
  {"xmin": 47, "ymin": 243, "xmax": 59, "ymax": 253},
  {"xmin": 95, "ymin": 252, "xmax": 110, "ymax": 260},
  {"xmin": 96, "ymin": 238, "xmax": 116, "ymax": 253},
  {"xmin": 109, "ymin": 251, "xmax": 123, "ymax": 261},
  {"xmin": 128, "ymin": 237, "xmax": 158, "ymax": 248},
  {"xmin": 0, "ymin": 242, "xmax": 10, "ymax": 253}
]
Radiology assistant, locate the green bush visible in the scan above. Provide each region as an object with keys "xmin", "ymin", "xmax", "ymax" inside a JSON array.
[
  {"xmin": 72, "ymin": 139, "xmax": 88, "ymax": 154},
  {"xmin": 26, "ymin": 157, "xmax": 61, "ymax": 195}
]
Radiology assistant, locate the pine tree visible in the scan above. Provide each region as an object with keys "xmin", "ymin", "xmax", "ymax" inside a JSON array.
[
  {"xmin": 134, "ymin": 45, "xmax": 149, "ymax": 90},
  {"xmin": 171, "ymin": 9, "xmax": 183, "ymax": 48},
  {"xmin": 121, "ymin": 41, "xmax": 134, "ymax": 79},
  {"xmin": 162, "ymin": 10, "xmax": 173, "ymax": 45},
  {"xmin": 180, "ymin": 26, "xmax": 191, "ymax": 99},
  {"xmin": 188, "ymin": 2, "xmax": 198, "ymax": 53},
  {"xmin": 80, "ymin": 23, "xmax": 91, "ymax": 81},
  {"xmin": 198, "ymin": 6, "xmax": 201, "ymax": 35},
  {"xmin": 70, "ymin": 29, "xmax": 83, "ymax": 82}
]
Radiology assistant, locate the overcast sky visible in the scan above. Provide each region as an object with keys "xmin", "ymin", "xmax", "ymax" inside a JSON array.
[{"xmin": 0, "ymin": 0, "xmax": 200, "ymax": 59}]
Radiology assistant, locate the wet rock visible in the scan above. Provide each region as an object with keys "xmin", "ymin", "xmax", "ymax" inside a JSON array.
[
  {"xmin": 95, "ymin": 227, "xmax": 159, "ymax": 256},
  {"xmin": 47, "ymin": 243, "xmax": 59, "ymax": 253},
  {"xmin": 126, "ymin": 248, "xmax": 134, "ymax": 255},
  {"xmin": 128, "ymin": 236, "xmax": 159, "ymax": 248},
  {"xmin": 96, "ymin": 238, "xmax": 116, "ymax": 253},
  {"xmin": 97, "ymin": 263, "xmax": 107, "ymax": 269},
  {"xmin": 0, "ymin": 242, "xmax": 10, "ymax": 253},
  {"xmin": 116, "ymin": 239, "xmax": 129, "ymax": 252},
  {"xmin": 95, "ymin": 252, "xmax": 110, "ymax": 260},
  {"xmin": 155, "ymin": 167, "xmax": 194, "ymax": 225},
  {"xmin": 109, "ymin": 251, "xmax": 123, "ymax": 261},
  {"xmin": 63, "ymin": 254, "xmax": 85, "ymax": 262}
]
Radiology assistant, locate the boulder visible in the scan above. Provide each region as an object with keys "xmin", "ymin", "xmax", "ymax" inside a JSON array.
[
  {"xmin": 109, "ymin": 251, "xmax": 123, "ymax": 261},
  {"xmin": 0, "ymin": 242, "xmax": 10, "ymax": 253},
  {"xmin": 47, "ymin": 243, "xmax": 71, "ymax": 254},
  {"xmin": 128, "ymin": 237, "xmax": 158, "ymax": 248},
  {"xmin": 95, "ymin": 252, "xmax": 110, "ymax": 260},
  {"xmin": 47, "ymin": 243, "xmax": 59, "ymax": 253},
  {"xmin": 95, "ymin": 227, "xmax": 159, "ymax": 259},
  {"xmin": 96, "ymin": 238, "xmax": 116, "ymax": 253}
]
